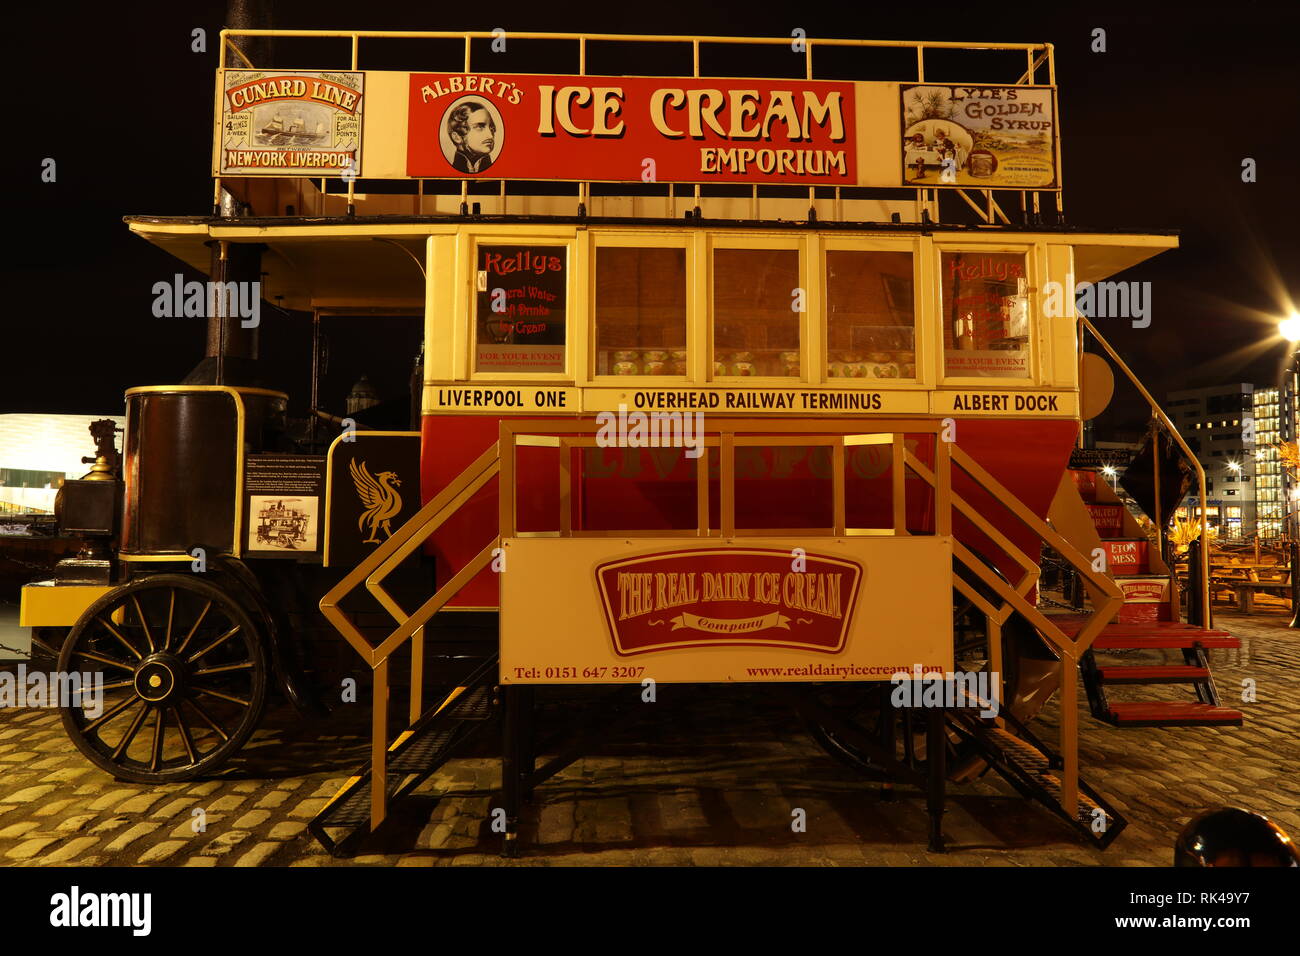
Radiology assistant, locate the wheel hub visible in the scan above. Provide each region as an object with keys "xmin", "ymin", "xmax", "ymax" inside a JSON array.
[{"xmin": 133, "ymin": 654, "xmax": 185, "ymax": 704}]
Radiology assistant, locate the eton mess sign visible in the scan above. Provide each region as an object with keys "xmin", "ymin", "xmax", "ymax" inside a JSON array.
[{"xmin": 407, "ymin": 73, "xmax": 857, "ymax": 185}]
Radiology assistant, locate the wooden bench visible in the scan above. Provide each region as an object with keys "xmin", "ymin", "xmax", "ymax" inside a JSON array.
[{"xmin": 1215, "ymin": 572, "xmax": 1292, "ymax": 613}]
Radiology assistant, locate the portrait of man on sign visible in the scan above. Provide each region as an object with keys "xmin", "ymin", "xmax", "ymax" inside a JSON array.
[{"xmin": 442, "ymin": 98, "xmax": 501, "ymax": 174}]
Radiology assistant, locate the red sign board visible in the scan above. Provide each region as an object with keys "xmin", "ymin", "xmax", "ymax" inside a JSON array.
[
  {"xmin": 1087, "ymin": 504, "xmax": 1125, "ymax": 537},
  {"xmin": 595, "ymin": 548, "xmax": 862, "ymax": 655},
  {"xmin": 407, "ymin": 73, "xmax": 856, "ymax": 185},
  {"xmin": 1118, "ymin": 577, "xmax": 1168, "ymax": 603},
  {"xmin": 1069, "ymin": 469, "xmax": 1097, "ymax": 500},
  {"xmin": 1103, "ymin": 539, "xmax": 1147, "ymax": 575}
]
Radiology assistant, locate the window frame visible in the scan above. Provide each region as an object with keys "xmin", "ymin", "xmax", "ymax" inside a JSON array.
[
  {"xmin": 933, "ymin": 239, "xmax": 1045, "ymax": 388},
  {"xmin": 817, "ymin": 235, "xmax": 930, "ymax": 390},
  {"xmin": 463, "ymin": 230, "xmax": 580, "ymax": 383},
  {"xmin": 584, "ymin": 230, "xmax": 696, "ymax": 387},
  {"xmin": 706, "ymin": 233, "xmax": 810, "ymax": 386}
]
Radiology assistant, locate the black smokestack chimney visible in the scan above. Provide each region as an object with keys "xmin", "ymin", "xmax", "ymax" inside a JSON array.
[
  {"xmin": 184, "ymin": 0, "xmax": 274, "ymax": 387},
  {"xmin": 227, "ymin": 0, "xmax": 274, "ymax": 68}
]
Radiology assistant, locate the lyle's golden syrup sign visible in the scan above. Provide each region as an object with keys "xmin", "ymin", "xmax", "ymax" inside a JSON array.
[
  {"xmin": 900, "ymin": 84, "xmax": 1056, "ymax": 188},
  {"xmin": 218, "ymin": 70, "xmax": 364, "ymax": 176},
  {"xmin": 596, "ymin": 549, "xmax": 862, "ymax": 655}
]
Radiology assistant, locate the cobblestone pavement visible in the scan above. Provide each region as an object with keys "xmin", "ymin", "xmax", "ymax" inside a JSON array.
[{"xmin": 1, "ymin": 610, "xmax": 1296, "ymax": 867}]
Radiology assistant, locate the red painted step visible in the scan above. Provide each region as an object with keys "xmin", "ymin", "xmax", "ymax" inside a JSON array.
[
  {"xmin": 1105, "ymin": 702, "xmax": 1243, "ymax": 727},
  {"xmin": 1094, "ymin": 635, "xmax": 1240, "ymax": 649},
  {"xmin": 1095, "ymin": 665, "xmax": 1211, "ymax": 684},
  {"xmin": 1046, "ymin": 615, "xmax": 1241, "ymax": 649},
  {"xmin": 1092, "ymin": 634, "xmax": 1232, "ymax": 650}
]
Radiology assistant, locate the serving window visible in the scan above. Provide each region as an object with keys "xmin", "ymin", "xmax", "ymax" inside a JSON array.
[
  {"xmin": 474, "ymin": 244, "xmax": 568, "ymax": 374},
  {"xmin": 712, "ymin": 247, "xmax": 801, "ymax": 379},
  {"xmin": 940, "ymin": 250, "xmax": 1030, "ymax": 379},
  {"xmin": 825, "ymin": 250, "xmax": 917, "ymax": 381},
  {"xmin": 593, "ymin": 246, "xmax": 688, "ymax": 377}
]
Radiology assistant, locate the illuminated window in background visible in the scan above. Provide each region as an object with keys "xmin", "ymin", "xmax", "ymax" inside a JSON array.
[
  {"xmin": 941, "ymin": 251, "xmax": 1029, "ymax": 378},
  {"xmin": 475, "ymin": 245, "xmax": 567, "ymax": 373},
  {"xmin": 825, "ymin": 250, "xmax": 916, "ymax": 381},
  {"xmin": 594, "ymin": 247, "xmax": 687, "ymax": 377},
  {"xmin": 713, "ymin": 248, "xmax": 800, "ymax": 378}
]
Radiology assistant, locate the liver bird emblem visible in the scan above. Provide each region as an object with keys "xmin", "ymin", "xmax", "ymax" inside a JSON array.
[{"xmin": 349, "ymin": 459, "xmax": 403, "ymax": 544}]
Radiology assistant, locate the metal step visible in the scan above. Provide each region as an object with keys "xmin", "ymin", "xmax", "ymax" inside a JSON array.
[
  {"xmin": 949, "ymin": 716, "xmax": 1125, "ymax": 848},
  {"xmin": 308, "ymin": 655, "xmax": 499, "ymax": 855}
]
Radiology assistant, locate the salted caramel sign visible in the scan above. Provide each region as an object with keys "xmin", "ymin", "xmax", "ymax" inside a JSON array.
[{"xmin": 596, "ymin": 549, "xmax": 862, "ymax": 655}]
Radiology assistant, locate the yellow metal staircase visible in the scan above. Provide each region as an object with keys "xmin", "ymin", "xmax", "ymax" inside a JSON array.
[{"xmin": 312, "ymin": 419, "xmax": 1126, "ymax": 855}]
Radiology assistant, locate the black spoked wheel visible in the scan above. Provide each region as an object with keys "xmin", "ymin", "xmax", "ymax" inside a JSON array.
[{"xmin": 57, "ymin": 574, "xmax": 268, "ymax": 783}]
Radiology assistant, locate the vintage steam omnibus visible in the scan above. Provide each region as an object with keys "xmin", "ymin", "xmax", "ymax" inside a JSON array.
[{"xmin": 19, "ymin": 29, "xmax": 1241, "ymax": 857}]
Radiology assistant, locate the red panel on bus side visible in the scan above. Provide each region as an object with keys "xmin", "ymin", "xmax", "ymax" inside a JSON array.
[{"xmin": 421, "ymin": 415, "xmax": 1079, "ymax": 609}]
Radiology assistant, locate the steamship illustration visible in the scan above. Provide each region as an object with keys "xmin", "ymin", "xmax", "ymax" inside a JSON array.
[{"xmin": 258, "ymin": 113, "xmax": 328, "ymax": 145}]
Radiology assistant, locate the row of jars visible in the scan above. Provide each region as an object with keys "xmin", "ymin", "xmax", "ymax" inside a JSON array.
[
  {"xmin": 606, "ymin": 350, "xmax": 802, "ymax": 376},
  {"xmin": 603, "ymin": 349, "xmax": 915, "ymax": 378}
]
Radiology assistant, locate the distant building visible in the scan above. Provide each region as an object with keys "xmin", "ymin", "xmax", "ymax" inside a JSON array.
[
  {"xmin": 1251, "ymin": 385, "xmax": 1299, "ymax": 541},
  {"xmin": 0, "ymin": 414, "xmax": 126, "ymax": 514},
  {"xmin": 1166, "ymin": 384, "xmax": 1255, "ymax": 537}
]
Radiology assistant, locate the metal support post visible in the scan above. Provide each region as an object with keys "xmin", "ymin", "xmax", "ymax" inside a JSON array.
[{"xmin": 926, "ymin": 708, "xmax": 946, "ymax": 852}]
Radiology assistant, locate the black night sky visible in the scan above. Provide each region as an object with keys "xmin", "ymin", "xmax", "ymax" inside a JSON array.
[{"xmin": 5, "ymin": 1, "xmax": 1299, "ymax": 429}]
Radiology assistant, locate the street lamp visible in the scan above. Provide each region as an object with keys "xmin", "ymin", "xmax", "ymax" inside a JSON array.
[{"xmin": 1278, "ymin": 313, "xmax": 1300, "ymax": 627}]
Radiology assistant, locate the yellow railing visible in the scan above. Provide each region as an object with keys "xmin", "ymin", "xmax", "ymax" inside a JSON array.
[
  {"xmin": 215, "ymin": 28, "xmax": 1059, "ymax": 225},
  {"xmin": 320, "ymin": 416, "xmax": 1121, "ymax": 830},
  {"xmin": 219, "ymin": 29, "xmax": 1054, "ymax": 77},
  {"xmin": 1082, "ymin": 318, "xmax": 1212, "ymax": 623}
]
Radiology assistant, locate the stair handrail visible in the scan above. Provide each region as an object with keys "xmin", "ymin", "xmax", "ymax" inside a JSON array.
[
  {"xmin": 1081, "ymin": 317, "xmax": 1211, "ymax": 624},
  {"xmin": 319, "ymin": 442, "xmax": 503, "ymax": 828}
]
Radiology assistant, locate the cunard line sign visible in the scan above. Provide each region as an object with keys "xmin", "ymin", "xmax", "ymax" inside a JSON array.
[{"xmin": 218, "ymin": 70, "xmax": 364, "ymax": 176}]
